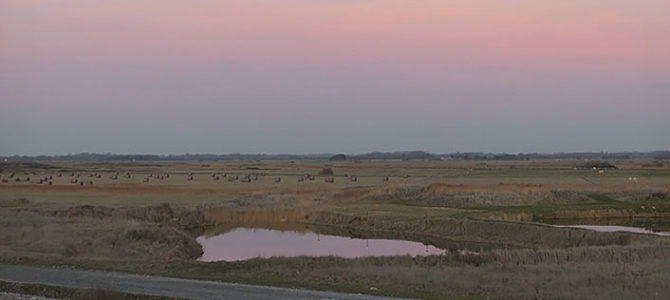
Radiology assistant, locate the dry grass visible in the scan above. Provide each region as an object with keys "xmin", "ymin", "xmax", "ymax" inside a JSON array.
[
  {"xmin": 0, "ymin": 202, "xmax": 202, "ymax": 261},
  {"xmin": 1, "ymin": 159, "xmax": 670, "ymax": 299}
]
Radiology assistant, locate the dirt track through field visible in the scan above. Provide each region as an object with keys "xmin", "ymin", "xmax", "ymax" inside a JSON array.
[{"xmin": 0, "ymin": 264, "xmax": 410, "ymax": 300}]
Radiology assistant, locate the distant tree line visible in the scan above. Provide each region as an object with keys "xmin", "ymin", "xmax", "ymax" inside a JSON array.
[
  {"xmin": 1, "ymin": 151, "xmax": 668, "ymax": 162},
  {"xmin": 443, "ymin": 151, "xmax": 670, "ymax": 161}
]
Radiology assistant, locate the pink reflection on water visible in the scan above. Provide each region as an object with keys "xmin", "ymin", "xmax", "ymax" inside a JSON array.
[
  {"xmin": 557, "ymin": 225, "xmax": 670, "ymax": 237},
  {"xmin": 197, "ymin": 228, "xmax": 446, "ymax": 262}
]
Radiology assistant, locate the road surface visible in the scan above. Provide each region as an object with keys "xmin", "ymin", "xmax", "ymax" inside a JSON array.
[{"xmin": 0, "ymin": 264, "xmax": 410, "ymax": 300}]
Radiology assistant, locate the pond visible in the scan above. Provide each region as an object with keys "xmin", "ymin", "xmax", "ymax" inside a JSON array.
[
  {"xmin": 547, "ymin": 217, "xmax": 670, "ymax": 236},
  {"xmin": 554, "ymin": 225, "xmax": 670, "ymax": 236},
  {"xmin": 197, "ymin": 228, "xmax": 446, "ymax": 262}
]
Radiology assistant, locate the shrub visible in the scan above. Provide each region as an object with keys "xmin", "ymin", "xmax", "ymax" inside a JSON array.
[
  {"xmin": 580, "ymin": 161, "xmax": 617, "ymax": 169},
  {"xmin": 319, "ymin": 167, "xmax": 334, "ymax": 175}
]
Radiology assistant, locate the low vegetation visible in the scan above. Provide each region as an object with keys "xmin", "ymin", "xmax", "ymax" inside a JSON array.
[
  {"xmin": 0, "ymin": 281, "xmax": 182, "ymax": 300},
  {"xmin": 1, "ymin": 159, "xmax": 669, "ymax": 299}
]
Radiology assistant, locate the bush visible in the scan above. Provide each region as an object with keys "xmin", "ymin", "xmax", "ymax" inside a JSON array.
[
  {"xmin": 319, "ymin": 167, "xmax": 334, "ymax": 175},
  {"xmin": 580, "ymin": 161, "xmax": 617, "ymax": 169}
]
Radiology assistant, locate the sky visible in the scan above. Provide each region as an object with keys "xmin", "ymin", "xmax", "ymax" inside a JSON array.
[{"xmin": 1, "ymin": 0, "xmax": 669, "ymax": 155}]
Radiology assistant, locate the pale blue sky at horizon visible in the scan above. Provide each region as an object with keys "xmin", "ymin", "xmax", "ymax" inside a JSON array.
[{"xmin": 1, "ymin": 0, "xmax": 669, "ymax": 155}]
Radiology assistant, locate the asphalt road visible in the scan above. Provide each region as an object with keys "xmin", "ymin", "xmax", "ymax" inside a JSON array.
[{"xmin": 0, "ymin": 264, "xmax": 410, "ymax": 300}]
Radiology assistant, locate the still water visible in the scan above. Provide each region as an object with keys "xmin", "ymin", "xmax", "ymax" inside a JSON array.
[
  {"xmin": 197, "ymin": 228, "xmax": 446, "ymax": 262},
  {"xmin": 547, "ymin": 217, "xmax": 670, "ymax": 237},
  {"xmin": 555, "ymin": 225, "xmax": 670, "ymax": 236}
]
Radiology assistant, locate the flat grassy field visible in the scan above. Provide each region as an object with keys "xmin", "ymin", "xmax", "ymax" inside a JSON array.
[{"xmin": 1, "ymin": 159, "xmax": 669, "ymax": 299}]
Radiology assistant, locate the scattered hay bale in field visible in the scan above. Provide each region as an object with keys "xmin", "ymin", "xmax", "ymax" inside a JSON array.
[
  {"xmin": 325, "ymin": 177, "xmax": 335, "ymax": 183},
  {"xmin": 580, "ymin": 161, "xmax": 617, "ymax": 169}
]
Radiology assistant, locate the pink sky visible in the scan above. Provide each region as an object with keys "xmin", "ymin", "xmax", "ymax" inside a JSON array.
[
  {"xmin": 1, "ymin": 0, "xmax": 668, "ymax": 154},
  {"xmin": 3, "ymin": 0, "xmax": 669, "ymax": 69}
]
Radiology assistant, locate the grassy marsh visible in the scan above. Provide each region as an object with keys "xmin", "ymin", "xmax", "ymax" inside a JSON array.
[{"xmin": 1, "ymin": 159, "xmax": 669, "ymax": 299}]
